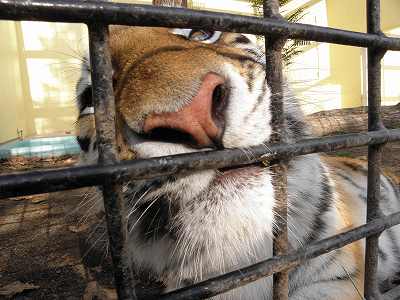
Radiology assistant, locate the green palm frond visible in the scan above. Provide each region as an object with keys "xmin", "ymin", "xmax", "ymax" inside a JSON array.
[{"xmin": 249, "ymin": 0, "xmax": 309, "ymax": 65}]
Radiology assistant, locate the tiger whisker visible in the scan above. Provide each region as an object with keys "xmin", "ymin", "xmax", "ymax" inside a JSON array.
[
  {"xmin": 127, "ymin": 186, "xmax": 153, "ymax": 220},
  {"xmin": 129, "ymin": 195, "xmax": 161, "ymax": 234},
  {"xmin": 82, "ymin": 231, "xmax": 106, "ymax": 259}
]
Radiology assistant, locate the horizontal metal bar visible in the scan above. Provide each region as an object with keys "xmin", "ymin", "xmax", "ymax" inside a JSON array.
[
  {"xmin": 1, "ymin": 0, "xmax": 400, "ymax": 50},
  {"xmin": 158, "ymin": 210, "xmax": 400, "ymax": 299},
  {"xmin": 0, "ymin": 129, "xmax": 399, "ymax": 199}
]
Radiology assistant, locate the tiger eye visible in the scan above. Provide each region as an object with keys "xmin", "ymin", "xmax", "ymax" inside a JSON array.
[{"xmin": 189, "ymin": 30, "xmax": 213, "ymax": 41}]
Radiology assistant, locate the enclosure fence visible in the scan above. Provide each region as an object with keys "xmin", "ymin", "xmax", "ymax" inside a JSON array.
[{"xmin": 1, "ymin": 0, "xmax": 400, "ymax": 299}]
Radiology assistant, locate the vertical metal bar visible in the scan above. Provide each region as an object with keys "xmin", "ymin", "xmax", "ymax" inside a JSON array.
[
  {"xmin": 88, "ymin": 23, "xmax": 136, "ymax": 300},
  {"xmin": 263, "ymin": 1, "xmax": 289, "ymax": 299},
  {"xmin": 364, "ymin": 1, "xmax": 386, "ymax": 299}
]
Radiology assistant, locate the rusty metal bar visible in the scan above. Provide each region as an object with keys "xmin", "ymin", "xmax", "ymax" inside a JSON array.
[
  {"xmin": 364, "ymin": 1, "xmax": 387, "ymax": 299},
  {"xmin": 0, "ymin": 1, "xmax": 399, "ymax": 299},
  {"xmin": 1, "ymin": 129, "xmax": 400, "ymax": 199},
  {"xmin": 263, "ymin": 0, "xmax": 289, "ymax": 299},
  {"xmin": 87, "ymin": 22, "xmax": 136, "ymax": 300},
  {"xmin": 158, "ymin": 211, "xmax": 400, "ymax": 300},
  {"xmin": 1, "ymin": 0, "xmax": 400, "ymax": 50}
]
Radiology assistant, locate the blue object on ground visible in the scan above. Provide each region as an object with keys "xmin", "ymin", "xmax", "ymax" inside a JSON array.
[{"xmin": 0, "ymin": 136, "xmax": 80, "ymax": 159}]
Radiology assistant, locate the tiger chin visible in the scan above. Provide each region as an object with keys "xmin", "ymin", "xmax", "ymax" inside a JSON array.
[{"xmin": 74, "ymin": 26, "xmax": 400, "ymax": 299}]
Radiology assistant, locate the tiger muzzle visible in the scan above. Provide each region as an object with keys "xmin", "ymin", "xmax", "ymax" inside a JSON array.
[{"xmin": 143, "ymin": 72, "xmax": 228, "ymax": 149}]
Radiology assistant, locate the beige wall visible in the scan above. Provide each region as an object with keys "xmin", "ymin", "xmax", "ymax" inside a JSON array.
[
  {"xmin": 0, "ymin": 21, "xmax": 26, "ymax": 143},
  {"xmin": 0, "ymin": 21, "xmax": 86, "ymax": 143},
  {"xmin": 381, "ymin": 0, "xmax": 400, "ymax": 31},
  {"xmin": 20, "ymin": 21, "xmax": 86, "ymax": 137},
  {"xmin": 327, "ymin": 0, "xmax": 400, "ymax": 108},
  {"xmin": 325, "ymin": 0, "xmax": 365, "ymax": 108},
  {"xmin": 286, "ymin": 0, "xmax": 400, "ymax": 113}
]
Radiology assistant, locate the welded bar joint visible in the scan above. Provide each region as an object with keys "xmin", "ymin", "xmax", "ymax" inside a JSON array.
[
  {"xmin": 88, "ymin": 22, "xmax": 136, "ymax": 300},
  {"xmin": 263, "ymin": 1, "xmax": 289, "ymax": 299}
]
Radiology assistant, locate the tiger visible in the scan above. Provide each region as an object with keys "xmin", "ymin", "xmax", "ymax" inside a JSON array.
[{"xmin": 74, "ymin": 25, "xmax": 400, "ymax": 299}]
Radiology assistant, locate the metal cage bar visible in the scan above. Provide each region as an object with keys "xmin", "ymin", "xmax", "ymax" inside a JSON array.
[
  {"xmin": 0, "ymin": 0, "xmax": 400, "ymax": 299},
  {"xmin": 1, "ymin": 0, "xmax": 400, "ymax": 50},
  {"xmin": 263, "ymin": 1, "xmax": 289, "ymax": 299},
  {"xmin": 1, "ymin": 129, "xmax": 399, "ymax": 199},
  {"xmin": 88, "ymin": 22, "xmax": 136, "ymax": 300},
  {"xmin": 364, "ymin": 1, "xmax": 387, "ymax": 299}
]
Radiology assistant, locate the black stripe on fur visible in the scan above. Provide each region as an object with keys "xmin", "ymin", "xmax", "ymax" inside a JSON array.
[
  {"xmin": 77, "ymin": 86, "xmax": 93, "ymax": 113},
  {"xmin": 305, "ymin": 170, "xmax": 334, "ymax": 244},
  {"xmin": 77, "ymin": 136, "xmax": 91, "ymax": 152},
  {"xmin": 234, "ymin": 35, "xmax": 251, "ymax": 44}
]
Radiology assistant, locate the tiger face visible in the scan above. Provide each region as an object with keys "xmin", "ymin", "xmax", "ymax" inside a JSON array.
[
  {"xmin": 76, "ymin": 26, "xmax": 400, "ymax": 299},
  {"xmin": 112, "ymin": 26, "xmax": 274, "ymax": 152}
]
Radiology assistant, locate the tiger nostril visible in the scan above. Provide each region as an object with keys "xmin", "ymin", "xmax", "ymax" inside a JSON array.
[
  {"xmin": 143, "ymin": 73, "xmax": 226, "ymax": 149},
  {"xmin": 212, "ymin": 84, "xmax": 228, "ymax": 130},
  {"xmin": 145, "ymin": 127, "xmax": 198, "ymax": 147}
]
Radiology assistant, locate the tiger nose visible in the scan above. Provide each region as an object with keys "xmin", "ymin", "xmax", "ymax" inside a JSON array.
[{"xmin": 143, "ymin": 73, "xmax": 228, "ymax": 148}]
